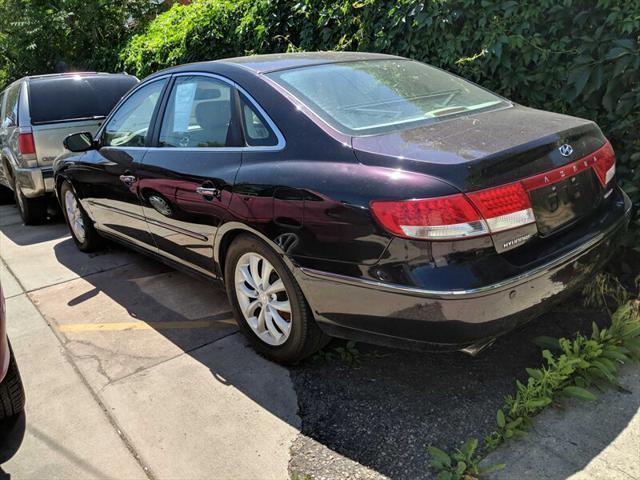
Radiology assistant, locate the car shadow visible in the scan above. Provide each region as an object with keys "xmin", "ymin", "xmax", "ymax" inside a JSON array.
[
  {"xmin": 0, "ymin": 204, "xmax": 66, "ymax": 247},
  {"xmin": 44, "ymin": 237, "xmax": 638, "ymax": 480}
]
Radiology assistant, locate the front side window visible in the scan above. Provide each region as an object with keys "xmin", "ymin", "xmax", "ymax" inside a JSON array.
[
  {"xmin": 159, "ymin": 76, "xmax": 233, "ymax": 148},
  {"xmin": 103, "ymin": 79, "xmax": 166, "ymax": 147},
  {"xmin": 267, "ymin": 59, "xmax": 508, "ymax": 135}
]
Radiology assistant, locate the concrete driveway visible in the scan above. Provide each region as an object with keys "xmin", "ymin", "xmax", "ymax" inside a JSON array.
[
  {"xmin": 0, "ymin": 201, "xmax": 637, "ymax": 480},
  {"xmin": 0, "ymin": 203, "xmax": 298, "ymax": 479}
]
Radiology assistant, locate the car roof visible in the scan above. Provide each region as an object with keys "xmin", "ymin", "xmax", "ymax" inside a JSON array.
[
  {"xmin": 151, "ymin": 51, "xmax": 404, "ymax": 78},
  {"xmin": 25, "ymin": 72, "xmax": 136, "ymax": 83}
]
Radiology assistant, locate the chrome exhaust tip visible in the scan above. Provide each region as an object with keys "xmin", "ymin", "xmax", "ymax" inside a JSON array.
[{"xmin": 460, "ymin": 338, "xmax": 496, "ymax": 357}]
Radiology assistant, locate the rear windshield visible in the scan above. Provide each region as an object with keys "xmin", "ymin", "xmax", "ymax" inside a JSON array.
[
  {"xmin": 267, "ymin": 59, "xmax": 508, "ymax": 135},
  {"xmin": 28, "ymin": 75, "xmax": 139, "ymax": 124}
]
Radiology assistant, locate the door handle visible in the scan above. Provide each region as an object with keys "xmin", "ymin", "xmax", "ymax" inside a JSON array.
[
  {"xmin": 195, "ymin": 186, "xmax": 220, "ymax": 198},
  {"xmin": 119, "ymin": 174, "xmax": 136, "ymax": 186}
]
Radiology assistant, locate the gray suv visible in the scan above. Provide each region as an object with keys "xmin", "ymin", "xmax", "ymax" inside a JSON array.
[{"xmin": 0, "ymin": 72, "xmax": 138, "ymax": 224}]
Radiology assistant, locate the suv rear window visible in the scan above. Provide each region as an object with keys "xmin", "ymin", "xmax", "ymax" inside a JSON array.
[{"xmin": 28, "ymin": 75, "xmax": 139, "ymax": 124}]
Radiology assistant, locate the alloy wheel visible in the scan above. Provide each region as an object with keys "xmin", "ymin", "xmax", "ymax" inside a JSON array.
[
  {"xmin": 64, "ymin": 189, "xmax": 86, "ymax": 243},
  {"xmin": 234, "ymin": 252, "xmax": 292, "ymax": 346}
]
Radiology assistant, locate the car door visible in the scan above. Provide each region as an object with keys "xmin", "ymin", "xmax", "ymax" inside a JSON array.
[
  {"xmin": 81, "ymin": 77, "xmax": 168, "ymax": 251},
  {"xmin": 136, "ymin": 73, "xmax": 246, "ymax": 277}
]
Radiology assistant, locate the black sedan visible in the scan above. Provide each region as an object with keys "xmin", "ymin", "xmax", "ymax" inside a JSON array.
[{"xmin": 54, "ymin": 52, "xmax": 632, "ymax": 363}]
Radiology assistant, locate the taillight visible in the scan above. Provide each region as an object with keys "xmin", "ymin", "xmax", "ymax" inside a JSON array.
[
  {"xmin": 371, "ymin": 141, "xmax": 615, "ymax": 242},
  {"xmin": 18, "ymin": 133, "xmax": 36, "ymax": 155},
  {"xmin": 592, "ymin": 142, "xmax": 616, "ymax": 187},
  {"xmin": 467, "ymin": 182, "xmax": 535, "ymax": 233},
  {"xmin": 370, "ymin": 194, "xmax": 489, "ymax": 240}
]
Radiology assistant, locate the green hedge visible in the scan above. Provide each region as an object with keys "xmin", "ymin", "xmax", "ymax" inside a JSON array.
[{"xmin": 121, "ymin": 0, "xmax": 639, "ymax": 238}]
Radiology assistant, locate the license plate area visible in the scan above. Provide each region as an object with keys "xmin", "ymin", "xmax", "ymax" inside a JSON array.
[{"xmin": 528, "ymin": 169, "xmax": 600, "ymax": 236}]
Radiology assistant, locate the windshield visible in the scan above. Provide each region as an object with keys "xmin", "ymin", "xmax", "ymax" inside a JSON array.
[
  {"xmin": 267, "ymin": 59, "xmax": 508, "ymax": 135},
  {"xmin": 28, "ymin": 75, "xmax": 139, "ymax": 124}
]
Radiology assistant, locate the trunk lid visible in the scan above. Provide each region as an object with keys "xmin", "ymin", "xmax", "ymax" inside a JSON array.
[{"xmin": 353, "ymin": 105, "xmax": 610, "ymax": 237}]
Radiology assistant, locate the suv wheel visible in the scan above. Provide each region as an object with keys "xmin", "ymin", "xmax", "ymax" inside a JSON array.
[
  {"xmin": 225, "ymin": 234, "xmax": 329, "ymax": 364},
  {"xmin": 13, "ymin": 178, "xmax": 46, "ymax": 225},
  {"xmin": 0, "ymin": 343, "xmax": 25, "ymax": 420},
  {"xmin": 60, "ymin": 181, "xmax": 104, "ymax": 252}
]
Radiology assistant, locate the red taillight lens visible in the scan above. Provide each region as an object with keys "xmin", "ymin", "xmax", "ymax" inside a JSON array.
[
  {"xmin": 467, "ymin": 182, "xmax": 535, "ymax": 233},
  {"xmin": 592, "ymin": 142, "xmax": 616, "ymax": 187},
  {"xmin": 371, "ymin": 184, "xmax": 536, "ymax": 240},
  {"xmin": 370, "ymin": 142, "xmax": 615, "ymax": 242},
  {"xmin": 370, "ymin": 194, "xmax": 488, "ymax": 240},
  {"xmin": 18, "ymin": 133, "xmax": 36, "ymax": 155}
]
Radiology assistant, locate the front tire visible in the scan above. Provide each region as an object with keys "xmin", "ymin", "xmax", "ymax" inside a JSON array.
[
  {"xmin": 60, "ymin": 181, "xmax": 104, "ymax": 252},
  {"xmin": 0, "ymin": 343, "xmax": 25, "ymax": 420},
  {"xmin": 225, "ymin": 234, "xmax": 329, "ymax": 364},
  {"xmin": 13, "ymin": 178, "xmax": 46, "ymax": 225}
]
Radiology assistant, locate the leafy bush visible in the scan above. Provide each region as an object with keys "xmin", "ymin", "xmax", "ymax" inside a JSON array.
[
  {"xmin": 0, "ymin": 0, "xmax": 162, "ymax": 86},
  {"xmin": 120, "ymin": 0, "xmax": 639, "ymax": 231}
]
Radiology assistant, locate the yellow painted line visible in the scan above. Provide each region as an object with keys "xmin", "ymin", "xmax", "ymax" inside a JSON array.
[{"xmin": 57, "ymin": 319, "xmax": 235, "ymax": 332}]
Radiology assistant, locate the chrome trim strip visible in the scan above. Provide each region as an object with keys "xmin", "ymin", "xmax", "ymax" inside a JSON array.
[{"xmin": 300, "ymin": 202, "xmax": 631, "ymax": 300}]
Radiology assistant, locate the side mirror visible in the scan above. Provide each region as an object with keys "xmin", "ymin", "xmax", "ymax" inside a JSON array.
[{"xmin": 64, "ymin": 132, "xmax": 96, "ymax": 152}]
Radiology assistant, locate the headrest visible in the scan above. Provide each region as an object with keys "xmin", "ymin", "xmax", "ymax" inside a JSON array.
[{"xmin": 195, "ymin": 100, "xmax": 231, "ymax": 131}]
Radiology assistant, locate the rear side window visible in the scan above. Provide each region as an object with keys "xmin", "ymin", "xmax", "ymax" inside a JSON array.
[
  {"xmin": 2, "ymin": 84, "xmax": 20, "ymax": 127},
  {"xmin": 240, "ymin": 94, "xmax": 277, "ymax": 147},
  {"xmin": 28, "ymin": 75, "xmax": 139, "ymax": 124}
]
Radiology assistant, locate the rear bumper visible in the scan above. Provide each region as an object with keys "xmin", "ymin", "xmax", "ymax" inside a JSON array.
[
  {"xmin": 296, "ymin": 191, "xmax": 632, "ymax": 350},
  {"xmin": 14, "ymin": 166, "xmax": 54, "ymax": 198}
]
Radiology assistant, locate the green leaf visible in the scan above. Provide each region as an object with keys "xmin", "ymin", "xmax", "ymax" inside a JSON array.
[
  {"xmin": 456, "ymin": 460, "xmax": 467, "ymax": 475},
  {"xmin": 567, "ymin": 66, "xmax": 591, "ymax": 98},
  {"xmin": 497, "ymin": 409, "xmax": 506, "ymax": 428},
  {"xmin": 459, "ymin": 438, "xmax": 478, "ymax": 459},
  {"xmin": 605, "ymin": 46, "xmax": 630, "ymax": 60},
  {"xmin": 428, "ymin": 446, "xmax": 452, "ymax": 468},
  {"xmin": 526, "ymin": 397, "xmax": 552, "ymax": 409},
  {"xmin": 602, "ymin": 349, "xmax": 630, "ymax": 363},
  {"xmin": 563, "ymin": 386, "xmax": 597, "ymax": 401},
  {"xmin": 526, "ymin": 368, "xmax": 543, "ymax": 381}
]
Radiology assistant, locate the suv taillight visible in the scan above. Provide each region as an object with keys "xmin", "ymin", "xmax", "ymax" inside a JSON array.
[{"xmin": 18, "ymin": 133, "xmax": 36, "ymax": 155}]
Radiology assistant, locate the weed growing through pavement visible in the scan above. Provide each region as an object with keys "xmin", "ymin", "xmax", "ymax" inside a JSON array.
[
  {"xmin": 312, "ymin": 340, "xmax": 362, "ymax": 367},
  {"xmin": 428, "ymin": 278, "xmax": 640, "ymax": 479}
]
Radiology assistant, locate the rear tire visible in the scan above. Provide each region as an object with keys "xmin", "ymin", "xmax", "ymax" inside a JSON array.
[
  {"xmin": 14, "ymin": 178, "xmax": 46, "ymax": 225},
  {"xmin": 225, "ymin": 234, "xmax": 329, "ymax": 364},
  {"xmin": 0, "ymin": 343, "xmax": 25, "ymax": 420},
  {"xmin": 60, "ymin": 181, "xmax": 104, "ymax": 252}
]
